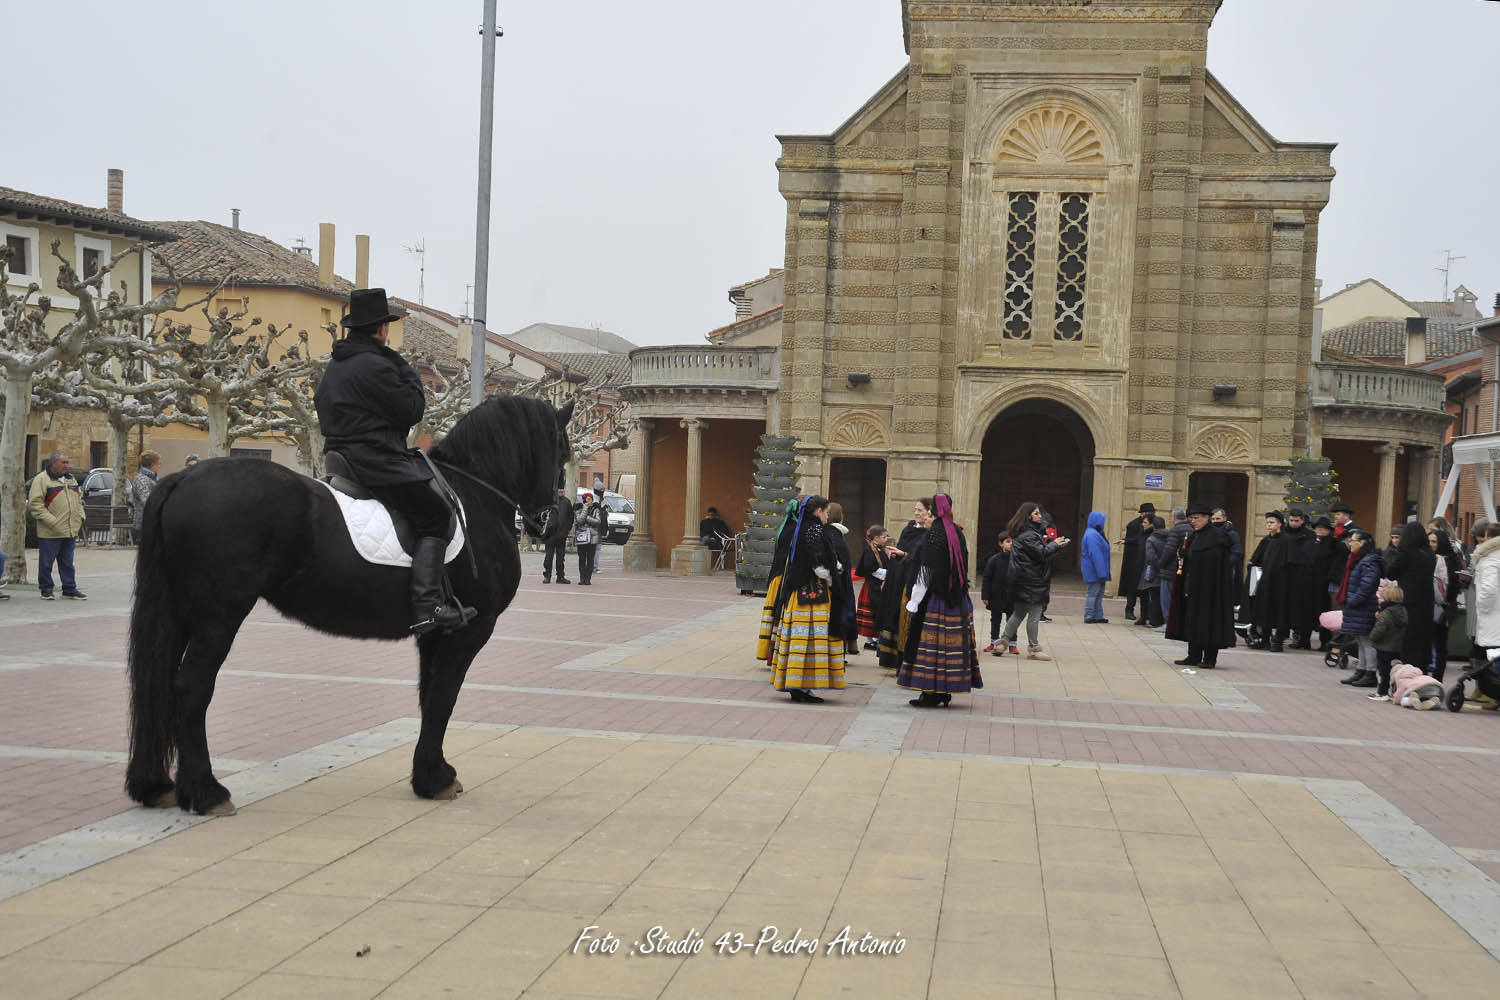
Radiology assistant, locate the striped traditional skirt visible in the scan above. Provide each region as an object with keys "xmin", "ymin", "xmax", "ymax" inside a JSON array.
[
  {"xmin": 855, "ymin": 579, "xmax": 880, "ymax": 638},
  {"xmin": 897, "ymin": 593, "xmax": 982, "ymax": 694},
  {"xmin": 771, "ymin": 590, "xmax": 846, "ymax": 691},
  {"xmin": 756, "ymin": 574, "xmax": 784, "ymax": 663}
]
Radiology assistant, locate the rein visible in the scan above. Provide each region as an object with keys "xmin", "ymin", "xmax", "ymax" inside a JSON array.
[{"xmin": 432, "ymin": 459, "xmax": 548, "ymax": 537}]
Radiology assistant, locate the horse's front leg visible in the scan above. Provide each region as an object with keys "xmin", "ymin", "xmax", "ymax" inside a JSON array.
[{"xmin": 410, "ymin": 631, "xmax": 485, "ymax": 800}]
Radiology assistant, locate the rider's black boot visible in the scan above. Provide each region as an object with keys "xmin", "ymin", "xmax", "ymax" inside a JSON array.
[{"xmin": 410, "ymin": 537, "xmax": 467, "ymax": 635}]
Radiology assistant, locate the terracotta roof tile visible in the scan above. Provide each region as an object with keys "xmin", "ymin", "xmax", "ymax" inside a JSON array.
[
  {"xmin": 148, "ymin": 220, "xmax": 353, "ymax": 299},
  {"xmin": 542, "ymin": 352, "xmax": 631, "ymax": 388},
  {"xmin": 0, "ymin": 185, "xmax": 177, "ymax": 241},
  {"xmin": 1322, "ymin": 318, "xmax": 1477, "ymax": 361}
]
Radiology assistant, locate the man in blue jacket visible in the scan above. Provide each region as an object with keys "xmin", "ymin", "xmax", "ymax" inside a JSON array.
[{"xmin": 1082, "ymin": 511, "xmax": 1111, "ymax": 623}]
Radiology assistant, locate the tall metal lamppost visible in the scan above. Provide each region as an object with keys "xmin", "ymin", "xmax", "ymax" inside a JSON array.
[{"xmin": 470, "ymin": 0, "xmax": 500, "ymax": 408}]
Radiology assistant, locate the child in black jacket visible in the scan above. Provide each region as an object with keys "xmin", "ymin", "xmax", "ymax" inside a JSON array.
[{"xmin": 981, "ymin": 532, "xmax": 1014, "ymax": 653}]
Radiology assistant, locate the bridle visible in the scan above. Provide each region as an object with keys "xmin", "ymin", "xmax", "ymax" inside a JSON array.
[{"xmin": 433, "ymin": 460, "xmax": 551, "ymax": 537}]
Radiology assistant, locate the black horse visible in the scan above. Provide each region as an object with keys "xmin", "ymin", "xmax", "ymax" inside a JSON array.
[{"xmin": 125, "ymin": 395, "xmax": 574, "ymax": 815}]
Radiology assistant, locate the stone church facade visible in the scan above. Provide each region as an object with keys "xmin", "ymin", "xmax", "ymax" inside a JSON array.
[{"xmin": 776, "ymin": 0, "xmax": 1336, "ymax": 570}]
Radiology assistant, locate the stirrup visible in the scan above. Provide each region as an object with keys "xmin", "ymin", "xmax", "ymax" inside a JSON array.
[{"xmin": 411, "ymin": 604, "xmax": 468, "ymax": 635}]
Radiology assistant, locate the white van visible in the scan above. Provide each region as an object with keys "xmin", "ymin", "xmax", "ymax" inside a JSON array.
[{"xmin": 578, "ymin": 488, "xmax": 635, "ymax": 545}]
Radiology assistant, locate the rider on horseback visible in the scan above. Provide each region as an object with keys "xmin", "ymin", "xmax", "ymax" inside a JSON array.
[{"xmin": 314, "ymin": 288, "xmax": 468, "ymax": 635}]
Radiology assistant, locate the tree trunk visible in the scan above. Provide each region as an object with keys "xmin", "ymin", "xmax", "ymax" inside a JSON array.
[
  {"xmin": 207, "ymin": 399, "xmax": 231, "ymax": 457},
  {"xmin": 109, "ymin": 415, "xmax": 132, "ymax": 545},
  {"xmin": 294, "ymin": 423, "xmax": 325, "ymax": 478},
  {"xmin": 0, "ymin": 374, "xmax": 33, "ymax": 583}
]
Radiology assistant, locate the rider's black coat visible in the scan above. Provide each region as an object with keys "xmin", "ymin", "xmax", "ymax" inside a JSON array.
[{"xmin": 314, "ymin": 335, "xmax": 432, "ymax": 486}]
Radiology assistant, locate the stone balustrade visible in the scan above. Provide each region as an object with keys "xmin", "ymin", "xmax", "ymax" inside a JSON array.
[
  {"xmin": 1313, "ymin": 362, "xmax": 1446, "ymax": 413},
  {"xmin": 627, "ymin": 346, "xmax": 779, "ymax": 390}
]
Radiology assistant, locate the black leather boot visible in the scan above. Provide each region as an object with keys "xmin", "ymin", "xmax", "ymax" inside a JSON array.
[
  {"xmin": 1340, "ymin": 669, "xmax": 1370, "ymax": 686},
  {"xmin": 410, "ymin": 537, "xmax": 467, "ymax": 635}
]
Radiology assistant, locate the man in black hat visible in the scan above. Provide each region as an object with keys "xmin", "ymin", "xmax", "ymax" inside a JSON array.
[
  {"xmin": 1167, "ymin": 502, "xmax": 1235, "ymax": 668},
  {"xmin": 315, "ymin": 288, "xmax": 468, "ymax": 634},
  {"xmin": 1117, "ymin": 502, "xmax": 1155, "ymax": 621},
  {"xmin": 1329, "ymin": 502, "xmax": 1360, "ymax": 540}
]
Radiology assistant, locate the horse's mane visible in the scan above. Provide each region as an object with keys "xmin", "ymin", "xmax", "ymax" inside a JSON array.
[{"xmin": 428, "ymin": 394, "xmax": 558, "ymax": 495}]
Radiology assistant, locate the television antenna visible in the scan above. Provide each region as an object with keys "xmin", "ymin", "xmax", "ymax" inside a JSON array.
[
  {"xmin": 1436, "ymin": 249, "xmax": 1465, "ymax": 301},
  {"xmin": 404, "ymin": 240, "xmax": 426, "ymax": 306}
]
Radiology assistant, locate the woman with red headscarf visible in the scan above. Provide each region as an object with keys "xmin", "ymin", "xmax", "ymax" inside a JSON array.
[{"xmin": 898, "ymin": 493, "xmax": 983, "ymax": 707}]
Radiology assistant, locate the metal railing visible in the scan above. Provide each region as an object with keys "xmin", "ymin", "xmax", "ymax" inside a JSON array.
[
  {"xmin": 1313, "ymin": 362, "xmax": 1446, "ymax": 412},
  {"xmin": 627, "ymin": 346, "xmax": 779, "ymax": 390}
]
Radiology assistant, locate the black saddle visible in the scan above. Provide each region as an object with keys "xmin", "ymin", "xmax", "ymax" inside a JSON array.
[{"xmin": 322, "ymin": 451, "xmax": 460, "ymax": 559}]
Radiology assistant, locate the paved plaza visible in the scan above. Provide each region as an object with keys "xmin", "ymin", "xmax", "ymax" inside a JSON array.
[{"xmin": 3, "ymin": 545, "xmax": 1500, "ymax": 998}]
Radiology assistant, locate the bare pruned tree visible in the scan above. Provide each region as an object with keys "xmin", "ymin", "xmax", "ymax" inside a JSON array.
[{"xmin": 0, "ymin": 241, "xmax": 213, "ymax": 582}]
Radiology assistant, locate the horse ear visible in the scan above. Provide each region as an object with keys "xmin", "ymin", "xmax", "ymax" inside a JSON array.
[{"xmin": 556, "ymin": 399, "xmax": 576, "ymax": 427}]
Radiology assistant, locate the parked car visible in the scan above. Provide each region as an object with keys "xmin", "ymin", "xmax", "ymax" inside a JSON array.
[{"xmin": 577, "ymin": 488, "xmax": 634, "ymax": 545}]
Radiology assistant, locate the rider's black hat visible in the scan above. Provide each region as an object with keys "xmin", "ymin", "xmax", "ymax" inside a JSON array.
[{"xmin": 341, "ymin": 288, "xmax": 400, "ymax": 329}]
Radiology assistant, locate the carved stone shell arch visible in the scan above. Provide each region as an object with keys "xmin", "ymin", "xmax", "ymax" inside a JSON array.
[
  {"xmin": 996, "ymin": 105, "xmax": 1106, "ymax": 166},
  {"xmin": 827, "ymin": 410, "xmax": 891, "ymax": 451},
  {"xmin": 1192, "ymin": 424, "xmax": 1255, "ymax": 465}
]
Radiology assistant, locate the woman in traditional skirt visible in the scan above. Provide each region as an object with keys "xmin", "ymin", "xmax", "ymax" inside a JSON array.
[
  {"xmin": 855, "ymin": 524, "xmax": 891, "ymax": 650},
  {"xmin": 898, "ymin": 493, "xmax": 982, "ymax": 708},
  {"xmin": 757, "ymin": 497, "xmax": 802, "ymax": 664},
  {"xmin": 876, "ymin": 499, "xmax": 932, "ymax": 668},
  {"xmin": 770, "ymin": 496, "xmax": 847, "ymax": 702}
]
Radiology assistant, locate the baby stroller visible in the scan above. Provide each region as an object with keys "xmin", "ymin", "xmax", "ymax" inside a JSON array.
[
  {"xmin": 1445, "ymin": 646, "xmax": 1500, "ymax": 713},
  {"xmin": 1318, "ymin": 609, "xmax": 1351, "ymax": 670}
]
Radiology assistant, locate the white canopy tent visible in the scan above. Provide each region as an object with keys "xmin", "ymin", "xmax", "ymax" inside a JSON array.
[{"xmin": 1434, "ymin": 432, "xmax": 1500, "ymax": 523}]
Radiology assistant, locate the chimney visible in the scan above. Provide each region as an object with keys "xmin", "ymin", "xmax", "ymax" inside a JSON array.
[
  {"xmin": 355, "ymin": 234, "xmax": 370, "ymax": 290},
  {"xmin": 1404, "ymin": 316, "xmax": 1427, "ymax": 366},
  {"xmin": 106, "ymin": 168, "xmax": 123, "ymax": 214},
  {"xmin": 231, "ymin": 208, "xmax": 240, "ymax": 230},
  {"xmin": 318, "ymin": 223, "xmax": 335, "ymax": 285},
  {"xmin": 1493, "ymin": 293, "xmax": 1499, "ymax": 318}
]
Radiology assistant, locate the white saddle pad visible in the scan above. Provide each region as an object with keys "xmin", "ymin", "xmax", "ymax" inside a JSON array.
[{"xmin": 315, "ymin": 479, "xmax": 466, "ymax": 568}]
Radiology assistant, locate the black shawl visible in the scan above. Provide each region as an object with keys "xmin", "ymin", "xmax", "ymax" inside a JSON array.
[
  {"xmin": 774, "ymin": 520, "xmax": 848, "ymax": 639},
  {"xmin": 1167, "ymin": 521, "xmax": 1236, "ymax": 649}
]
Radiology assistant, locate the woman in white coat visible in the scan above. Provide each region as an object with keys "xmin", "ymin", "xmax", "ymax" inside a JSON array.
[{"xmin": 1470, "ymin": 531, "xmax": 1500, "ymax": 652}]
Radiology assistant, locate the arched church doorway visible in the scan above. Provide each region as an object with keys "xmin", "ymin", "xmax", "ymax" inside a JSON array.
[{"xmin": 979, "ymin": 401, "xmax": 1096, "ymax": 574}]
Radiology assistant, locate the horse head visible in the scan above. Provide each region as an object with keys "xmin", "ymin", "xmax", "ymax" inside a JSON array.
[{"xmin": 430, "ymin": 395, "xmax": 577, "ymax": 527}]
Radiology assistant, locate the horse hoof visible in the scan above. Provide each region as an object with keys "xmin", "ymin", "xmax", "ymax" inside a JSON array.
[
  {"xmin": 434, "ymin": 780, "xmax": 463, "ymax": 800},
  {"xmin": 206, "ymin": 799, "xmax": 238, "ymax": 817},
  {"xmin": 148, "ymin": 788, "xmax": 178, "ymax": 809}
]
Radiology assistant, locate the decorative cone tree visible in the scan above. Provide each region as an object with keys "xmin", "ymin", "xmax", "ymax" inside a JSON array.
[
  {"xmin": 1284, "ymin": 456, "xmax": 1339, "ymax": 518},
  {"xmin": 737, "ymin": 434, "xmax": 800, "ymax": 595}
]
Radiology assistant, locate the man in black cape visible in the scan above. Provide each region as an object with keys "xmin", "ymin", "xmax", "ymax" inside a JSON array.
[
  {"xmin": 1117, "ymin": 502, "xmax": 1155, "ymax": 621},
  {"xmin": 1281, "ymin": 508, "xmax": 1318, "ymax": 648},
  {"xmin": 1247, "ymin": 510, "xmax": 1295, "ymax": 652},
  {"xmin": 1167, "ymin": 503, "xmax": 1236, "ymax": 668}
]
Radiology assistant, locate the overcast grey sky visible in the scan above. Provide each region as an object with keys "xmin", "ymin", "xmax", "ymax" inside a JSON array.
[{"xmin": 9, "ymin": 1, "xmax": 1496, "ymax": 345}]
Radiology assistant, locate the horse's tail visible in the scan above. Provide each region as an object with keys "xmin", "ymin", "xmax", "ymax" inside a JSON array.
[{"xmin": 124, "ymin": 475, "xmax": 189, "ymax": 804}]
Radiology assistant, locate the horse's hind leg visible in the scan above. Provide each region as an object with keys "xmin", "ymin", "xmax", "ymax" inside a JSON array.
[
  {"xmin": 173, "ymin": 615, "xmax": 248, "ymax": 815},
  {"xmin": 410, "ymin": 631, "xmax": 486, "ymax": 800}
]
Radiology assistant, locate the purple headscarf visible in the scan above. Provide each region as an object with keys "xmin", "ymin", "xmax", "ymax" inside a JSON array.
[{"xmin": 933, "ymin": 493, "xmax": 964, "ymax": 592}]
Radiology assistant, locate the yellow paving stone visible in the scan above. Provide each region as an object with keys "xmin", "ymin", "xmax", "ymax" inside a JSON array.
[
  {"xmin": 274, "ymin": 900, "xmax": 484, "ymax": 982},
  {"xmin": 0, "ymin": 912, "xmax": 92, "ymax": 956},
  {"xmin": 1157, "ymin": 928, "xmax": 1285, "ymax": 970},
  {"xmin": 146, "ymin": 891, "xmax": 373, "ymax": 972},
  {"xmin": 1053, "ymin": 949, "xmax": 1179, "ymax": 996},
  {"xmin": 658, "ymin": 952, "xmax": 812, "ymax": 998},
  {"xmin": 935, "ymin": 905, "xmax": 1051, "ymax": 944},
  {"xmin": 1049, "ymin": 916, "xmax": 1165, "ymax": 958},
  {"xmin": 951, "ymin": 819, "xmax": 1041, "ymax": 862},
  {"xmin": 68, "ymin": 848, "xmax": 218, "ymax": 887},
  {"xmin": 1171, "ymin": 961, "xmax": 1302, "ymax": 1000},
  {"xmin": 440, "ymin": 833, "xmax": 571, "ymax": 880},
  {"xmin": 398, "ymin": 906, "xmax": 588, "ymax": 993},
  {"xmin": 16, "ymin": 886, "xmax": 263, "ymax": 964},
  {"xmin": 1275, "ymin": 937, "xmax": 1421, "ymax": 997},
  {"xmin": 374, "ymin": 818, "xmax": 493, "ymax": 850},
  {"xmin": 602, "ymin": 885, "xmax": 729, "ymax": 930},
  {"xmin": 1109, "ymin": 803, "xmax": 1201, "ymax": 837},
  {"xmin": 1386, "ymin": 948, "xmax": 1500, "ymax": 998},
  {"xmin": 1147, "ymin": 898, "xmax": 1266, "ymax": 940},
  {"xmin": 831, "ymin": 874, "xmax": 945, "ymax": 909},
  {"xmin": 1036, "ymin": 823, "xmax": 1128, "ymax": 862},
  {"xmin": 946, "ymin": 857, "xmax": 1044, "ymax": 891},
  {"xmin": 1242, "ymin": 897, "xmax": 1372, "ymax": 945},
  {"xmin": 529, "ymin": 949, "xmax": 686, "ymax": 999},
  {"xmin": 387, "ymin": 869, "xmax": 521, "ymax": 907},
  {"xmin": 172, "ymin": 859, "xmax": 322, "ymax": 895},
  {"xmin": 283, "ymin": 842, "xmax": 438, "ymax": 899},
  {"xmin": 0, "ymin": 956, "xmax": 126, "ymax": 1000},
  {"xmin": 932, "ymin": 937, "xmax": 1055, "ymax": 988},
  {"xmin": 495, "ymin": 876, "xmax": 624, "ymax": 917},
  {"xmin": 234, "ymin": 833, "xmax": 360, "ymax": 867},
  {"xmin": 76, "ymin": 965, "xmax": 254, "ymax": 999},
  {"xmin": 634, "ymin": 840, "xmax": 762, "ymax": 893},
  {"xmin": 1040, "ymin": 861, "xmax": 1143, "ymax": 895},
  {"xmin": 0, "ymin": 877, "xmax": 150, "ymax": 919},
  {"xmin": 942, "ymin": 881, "xmax": 1046, "ymax": 917},
  {"xmin": 795, "ymin": 935, "xmax": 933, "ymax": 998},
  {"xmin": 227, "ymin": 971, "xmax": 387, "ymax": 1000},
  {"xmin": 1044, "ymin": 889, "xmax": 1152, "ymax": 923},
  {"xmin": 536, "ymin": 844, "xmax": 657, "ymax": 886},
  {"xmin": 846, "ymin": 850, "xmax": 946, "ymax": 881}
]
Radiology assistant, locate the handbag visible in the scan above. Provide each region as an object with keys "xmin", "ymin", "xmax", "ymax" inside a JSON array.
[{"xmin": 575, "ymin": 529, "xmax": 590, "ymax": 544}]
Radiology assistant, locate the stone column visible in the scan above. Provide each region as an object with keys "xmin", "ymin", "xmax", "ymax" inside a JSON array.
[
  {"xmin": 1416, "ymin": 445, "xmax": 1439, "ymax": 522},
  {"xmin": 671, "ymin": 418, "xmax": 711, "ymax": 575},
  {"xmin": 1375, "ymin": 442, "xmax": 1404, "ymax": 531},
  {"xmin": 622, "ymin": 418, "xmax": 657, "ymax": 573}
]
